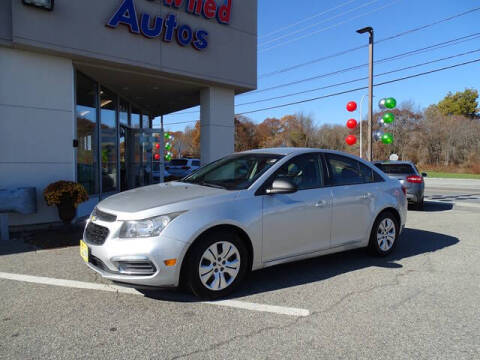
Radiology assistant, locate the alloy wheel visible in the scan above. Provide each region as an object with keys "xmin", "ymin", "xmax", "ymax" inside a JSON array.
[
  {"xmin": 376, "ymin": 218, "xmax": 396, "ymax": 252},
  {"xmin": 198, "ymin": 241, "xmax": 241, "ymax": 291}
]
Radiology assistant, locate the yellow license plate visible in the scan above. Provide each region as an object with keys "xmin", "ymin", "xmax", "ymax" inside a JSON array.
[{"xmin": 80, "ymin": 240, "xmax": 89, "ymax": 263}]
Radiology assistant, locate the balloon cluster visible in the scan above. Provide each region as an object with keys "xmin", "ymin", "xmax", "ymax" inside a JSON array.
[
  {"xmin": 375, "ymin": 97, "xmax": 397, "ymax": 145},
  {"xmin": 153, "ymin": 132, "xmax": 175, "ymax": 162},
  {"xmin": 345, "ymin": 101, "xmax": 358, "ymax": 146},
  {"xmin": 164, "ymin": 132, "xmax": 174, "ymax": 161}
]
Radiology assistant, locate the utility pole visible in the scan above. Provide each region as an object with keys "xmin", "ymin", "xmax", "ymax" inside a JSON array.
[{"xmin": 356, "ymin": 26, "xmax": 374, "ymax": 161}]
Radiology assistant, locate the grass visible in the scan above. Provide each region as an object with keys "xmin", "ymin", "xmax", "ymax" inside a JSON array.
[{"xmin": 423, "ymin": 171, "xmax": 480, "ymax": 180}]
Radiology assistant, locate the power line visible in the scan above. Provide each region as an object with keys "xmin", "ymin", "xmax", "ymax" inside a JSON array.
[
  {"xmin": 237, "ymin": 57, "xmax": 480, "ymax": 115},
  {"xmin": 259, "ymin": 0, "xmax": 382, "ymax": 47},
  {"xmin": 259, "ymin": 6, "xmax": 480, "ymax": 77},
  {"xmin": 235, "ymin": 48, "xmax": 480, "ymax": 107},
  {"xmin": 259, "ymin": 0, "xmax": 359, "ymax": 40},
  {"xmin": 250, "ymin": 32, "xmax": 480, "ymax": 95},
  {"xmin": 165, "ymin": 32, "xmax": 480, "ymax": 118},
  {"xmin": 259, "ymin": 0, "xmax": 401, "ymax": 53}
]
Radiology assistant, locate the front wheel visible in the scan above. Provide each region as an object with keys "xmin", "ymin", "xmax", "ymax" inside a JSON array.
[
  {"xmin": 368, "ymin": 211, "xmax": 399, "ymax": 256},
  {"xmin": 186, "ymin": 230, "xmax": 249, "ymax": 300}
]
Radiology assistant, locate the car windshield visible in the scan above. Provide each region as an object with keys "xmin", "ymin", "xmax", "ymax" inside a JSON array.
[
  {"xmin": 375, "ymin": 163, "xmax": 415, "ymax": 174},
  {"xmin": 182, "ymin": 154, "xmax": 283, "ymax": 190}
]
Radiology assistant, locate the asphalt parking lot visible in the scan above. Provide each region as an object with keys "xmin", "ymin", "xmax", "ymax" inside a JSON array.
[{"xmin": 1, "ymin": 183, "xmax": 479, "ymax": 359}]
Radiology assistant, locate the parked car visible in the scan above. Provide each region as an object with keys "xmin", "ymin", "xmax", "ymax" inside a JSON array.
[
  {"xmin": 152, "ymin": 161, "xmax": 170, "ymax": 183},
  {"xmin": 80, "ymin": 148, "xmax": 407, "ymax": 299},
  {"xmin": 166, "ymin": 158, "xmax": 201, "ymax": 179},
  {"xmin": 373, "ymin": 161, "xmax": 426, "ymax": 210}
]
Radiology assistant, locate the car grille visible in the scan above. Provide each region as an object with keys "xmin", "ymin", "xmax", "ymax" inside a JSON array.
[
  {"xmin": 85, "ymin": 222, "xmax": 109, "ymax": 245},
  {"xmin": 93, "ymin": 208, "xmax": 117, "ymax": 222}
]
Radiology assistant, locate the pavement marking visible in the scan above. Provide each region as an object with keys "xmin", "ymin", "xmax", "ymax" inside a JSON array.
[{"xmin": 0, "ymin": 272, "xmax": 310, "ymax": 317}]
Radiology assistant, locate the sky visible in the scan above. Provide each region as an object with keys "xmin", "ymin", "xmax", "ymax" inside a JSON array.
[{"xmin": 160, "ymin": 0, "xmax": 480, "ymax": 132}]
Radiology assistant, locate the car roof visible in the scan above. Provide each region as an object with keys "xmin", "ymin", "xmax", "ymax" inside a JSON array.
[
  {"xmin": 374, "ymin": 160, "xmax": 415, "ymax": 165},
  {"xmin": 238, "ymin": 147, "xmax": 360, "ymax": 157}
]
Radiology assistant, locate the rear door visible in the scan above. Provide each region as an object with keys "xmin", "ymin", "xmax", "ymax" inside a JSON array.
[
  {"xmin": 324, "ymin": 153, "xmax": 380, "ymax": 248},
  {"xmin": 262, "ymin": 153, "xmax": 332, "ymax": 262}
]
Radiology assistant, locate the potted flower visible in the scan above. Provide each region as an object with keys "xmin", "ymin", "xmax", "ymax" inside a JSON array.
[{"xmin": 43, "ymin": 181, "xmax": 89, "ymax": 223}]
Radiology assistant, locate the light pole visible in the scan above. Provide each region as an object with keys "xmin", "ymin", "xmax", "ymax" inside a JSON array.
[
  {"xmin": 358, "ymin": 94, "xmax": 375, "ymax": 159},
  {"xmin": 356, "ymin": 26, "xmax": 374, "ymax": 161}
]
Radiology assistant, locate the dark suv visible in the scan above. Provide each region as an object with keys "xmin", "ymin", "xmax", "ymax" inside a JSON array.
[{"xmin": 373, "ymin": 161, "xmax": 426, "ymax": 210}]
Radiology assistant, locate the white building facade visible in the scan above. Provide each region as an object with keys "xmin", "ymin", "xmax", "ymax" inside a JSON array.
[{"xmin": 0, "ymin": 0, "xmax": 257, "ymax": 226}]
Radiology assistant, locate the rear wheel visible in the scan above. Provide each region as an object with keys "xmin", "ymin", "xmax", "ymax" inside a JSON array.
[
  {"xmin": 415, "ymin": 197, "xmax": 424, "ymax": 211},
  {"xmin": 186, "ymin": 229, "xmax": 249, "ymax": 300},
  {"xmin": 368, "ymin": 211, "xmax": 399, "ymax": 256}
]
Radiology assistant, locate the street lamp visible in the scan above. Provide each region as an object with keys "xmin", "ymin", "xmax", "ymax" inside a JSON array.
[{"xmin": 356, "ymin": 26, "xmax": 374, "ymax": 161}]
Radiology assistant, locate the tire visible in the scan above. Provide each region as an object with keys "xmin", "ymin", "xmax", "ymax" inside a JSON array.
[
  {"xmin": 415, "ymin": 197, "xmax": 424, "ymax": 211},
  {"xmin": 368, "ymin": 211, "xmax": 399, "ymax": 256},
  {"xmin": 185, "ymin": 229, "xmax": 249, "ymax": 300}
]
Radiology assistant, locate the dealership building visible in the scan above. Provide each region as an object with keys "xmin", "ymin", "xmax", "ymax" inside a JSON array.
[{"xmin": 0, "ymin": 0, "xmax": 257, "ymax": 226}]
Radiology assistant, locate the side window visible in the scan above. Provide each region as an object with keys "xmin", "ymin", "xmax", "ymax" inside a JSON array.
[
  {"xmin": 272, "ymin": 154, "xmax": 323, "ymax": 190},
  {"xmin": 359, "ymin": 162, "xmax": 374, "ymax": 183},
  {"xmin": 373, "ymin": 169, "xmax": 385, "ymax": 182},
  {"xmin": 192, "ymin": 160, "xmax": 200, "ymax": 167},
  {"xmin": 325, "ymin": 154, "xmax": 371, "ymax": 186}
]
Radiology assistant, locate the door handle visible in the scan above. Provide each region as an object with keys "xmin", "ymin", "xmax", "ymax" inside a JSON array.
[
  {"xmin": 361, "ymin": 193, "xmax": 372, "ymax": 200},
  {"xmin": 315, "ymin": 200, "xmax": 328, "ymax": 208}
]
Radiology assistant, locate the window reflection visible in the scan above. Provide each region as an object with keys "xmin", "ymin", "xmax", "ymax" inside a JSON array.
[
  {"xmin": 76, "ymin": 73, "xmax": 98, "ymax": 195},
  {"xmin": 100, "ymin": 87, "xmax": 117, "ymax": 193}
]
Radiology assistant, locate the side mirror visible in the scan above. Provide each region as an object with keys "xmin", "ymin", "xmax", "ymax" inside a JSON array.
[
  {"xmin": 422, "ymin": 172, "xmax": 427, "ymax": 177},
  {"xmin": 266, "ymin": 179, "xmax": 297, "ymax": 195}
]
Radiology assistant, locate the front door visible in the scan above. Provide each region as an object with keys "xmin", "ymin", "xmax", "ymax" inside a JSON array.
[
  {"xmin": 120, "ymin": 126, "xmax": 164, "ymax": 191},
  {"xmin": 262, "ymin": 153, "xmax": 332, "ymax": 263}
]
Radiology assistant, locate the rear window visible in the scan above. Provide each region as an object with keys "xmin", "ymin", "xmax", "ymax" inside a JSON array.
[
  {"xmin": 375, "ymin": 163, "xmax": 415, "ymax": 174},
  {"xmin": 170, "ymin": 159, "xmax": 188, "ymax": 166}
]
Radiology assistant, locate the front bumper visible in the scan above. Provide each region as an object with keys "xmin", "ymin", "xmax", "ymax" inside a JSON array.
[{"xmin": 82, "ymin": 220, "xmax": 189, "ymax": 288}]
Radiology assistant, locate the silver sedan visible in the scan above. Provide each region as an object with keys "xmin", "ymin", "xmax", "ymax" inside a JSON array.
[{"xmin": 80, "ymin": 148, "xmax": 407, "ymax": 299}]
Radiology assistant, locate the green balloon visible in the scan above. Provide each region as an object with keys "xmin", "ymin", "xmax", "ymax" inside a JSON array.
[
  {"xmin": 165, "ymin": 143, "xmax": 172, "ymax": 151},
  {"xmin": 165, "ymin": 154, "xmax": 172, "ymax": 161},
  {"xmin": 381, "ymin": 133, "xmax": 394, "ymax": 145},
  {"xmin": 385, "ymin": 97, "xmax": 397, "ymax": 109},
  {"xmin": 164, "ymin": 132, "xmax": 170, "ymax": 140},
  {"xmin": 383, "ymin": 112, "xmax": 395, "ymax": 124}
]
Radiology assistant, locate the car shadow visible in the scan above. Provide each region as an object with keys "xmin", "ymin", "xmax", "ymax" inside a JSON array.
[
  {"xmin": 141, "ymin": 227, "xmax": 458, "ymax": 302},
  {"xmin": 0, "ymin": 224, "xmax": 84, "ymax": 256},
  {"xmin": 408, "ymin": 201, "xmax": 453, "ymax": 212}
]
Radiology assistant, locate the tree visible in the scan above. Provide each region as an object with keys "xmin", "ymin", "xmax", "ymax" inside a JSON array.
[{"xmin": 437, "ymin": 88, "xmax": 479, "ymax": 118}]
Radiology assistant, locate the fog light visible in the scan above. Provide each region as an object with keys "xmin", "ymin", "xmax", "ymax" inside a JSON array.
[
  {"xmin": 22, "ymin": 0, "xmax": 54, "ymax": 11},
  {"xmin": 164, "ymin": 259, "xmax": 177, "ymax": 267}
]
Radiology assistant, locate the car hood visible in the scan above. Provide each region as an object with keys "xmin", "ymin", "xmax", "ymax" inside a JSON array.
[{"xmin": 97, "ymin": 182, "xmax": 228, "ymax": 214}]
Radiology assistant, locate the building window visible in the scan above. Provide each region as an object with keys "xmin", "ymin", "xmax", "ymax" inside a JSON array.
[
  {"xmin": 76, "ymin": 72, "xmax": 99, "ymax": 195},
  {"xmin": 100, "ymin": 87, "xmax": 118, "ymax": 193},
  {"xmin": 131, "ymin": 107, "xmax": 141, "ymax": 128}
]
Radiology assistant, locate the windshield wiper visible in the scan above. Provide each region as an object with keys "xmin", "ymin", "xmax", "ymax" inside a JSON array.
[{"xmin": 198, "ymin": 181, "xmax": 227, "ymax": 190}]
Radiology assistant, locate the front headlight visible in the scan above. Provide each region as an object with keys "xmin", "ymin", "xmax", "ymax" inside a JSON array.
[{"xmin": 119, "ymin": 212, "xmax": 183, "ymax": 238}]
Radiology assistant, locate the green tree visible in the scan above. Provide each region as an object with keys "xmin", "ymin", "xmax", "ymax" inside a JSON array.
[{"xmin": 437, "ymin": 88, "xmax": 479, "ymax": 118}]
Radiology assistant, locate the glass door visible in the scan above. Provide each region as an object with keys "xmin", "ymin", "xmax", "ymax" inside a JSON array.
[
  {"xmin": 120, "ymin": 127, "xmax": 164, "ymax": 191},
  {"xmin": 99, "ymin": 88, "xmax": 118, "ymax": 196}
]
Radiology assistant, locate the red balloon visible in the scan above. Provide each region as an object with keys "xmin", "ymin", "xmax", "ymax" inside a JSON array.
[
  {"xmin": 345, "ymin": 135, "xmax": 357, "ymax": 146},
  {"xmin": 154, "ymin": 153, "xmax": 160, "ymax": 160},
  {"xmin": 155, "ymin": 143, "xmax": 160, "ymax": 150},
  {"xmin": 346, "ymin": 118, "xmax": 357, "ymax": 129},
  {"xmin": 346, "ymin": 101, "xmax": 357, "ymax": 112}
]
